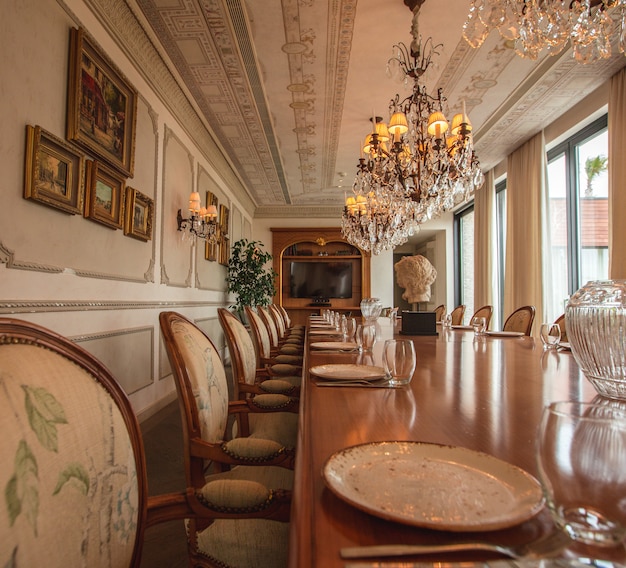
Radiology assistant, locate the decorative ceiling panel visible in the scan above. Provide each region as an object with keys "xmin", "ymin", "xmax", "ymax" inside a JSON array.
[{"xmin": 126, "ymin": 0, "xmax": 625, "ymax": 216}]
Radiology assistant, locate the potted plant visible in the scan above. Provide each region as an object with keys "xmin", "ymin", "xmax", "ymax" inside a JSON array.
[{"xmin": 226, "ymin": 239, "xmax": 277, "ymax": 318}]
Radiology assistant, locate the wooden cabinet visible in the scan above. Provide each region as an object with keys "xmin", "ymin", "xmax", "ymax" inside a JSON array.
[{"xmin": 271, "ymin": 228, "xmax": 371, "ymax": 325}]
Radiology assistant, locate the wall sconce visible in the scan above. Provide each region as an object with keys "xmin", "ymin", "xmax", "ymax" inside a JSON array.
[{"xmin": 177, "ymin": 191, "xmax": 219, "ymax": 243}]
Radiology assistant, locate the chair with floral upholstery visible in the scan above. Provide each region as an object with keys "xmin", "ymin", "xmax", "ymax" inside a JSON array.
[
  {"xmin": 470, "ymin": 305, "xmax": 493, "ymax": 330},
  {"xmin": 503, "ymin": 305, "xmax": 536, "ymax": 336},
  {"xmin": 434, "ymin": 304, "xmax": 446, "ymax": 322},
  {"xmin": 257, "ymin": 306, "xmax": 303, "ymax": 364},
  {"xmin": 245, "ymin": 307, "xmax": 303, "ymax": 387},
  {"xmin": 0, "ymin": 317, "xmax": 152, "ymax": 567},
  {"xmin": 450, "ymin": 305, "xmax": 466, "ymax": 326},
  {"xmin": 159, "ymin": 311, "xmax": 294, "ymax": 567},
  {"xmin": 217, "ymin": 309, "xmax": 299, "ymax": 449}
]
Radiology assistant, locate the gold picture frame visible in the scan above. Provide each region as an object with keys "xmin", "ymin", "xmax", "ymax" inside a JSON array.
[
  {"xmin": 124, "ymin": 187, "xmax": 154, "ymax": 241},
  {"xmin": 219, "ymin": 236, "xmax": 230, "ymax": 266},
  {"xmin": 23, "ymin": 125, "xmax": 85, "ymax": 215},
  {"xmin": 66, "ymin": 27, "xmax": 137, "ymax": 177},
  {"xmin": 219, "ymin": 204, "xmax": 230, "ymax": 237},
  {"xmin": 204, "ymin": 190, "xmax": 219, "ymax": 261},
  {"xmin": 84, "ymin": 160, "xmax": 125, "ymax": 230}
]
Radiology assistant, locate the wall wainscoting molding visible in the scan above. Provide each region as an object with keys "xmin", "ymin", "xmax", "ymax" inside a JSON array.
[{"xmin": 0, "ymin": 299, "xmax": 226, "ymax": 315}]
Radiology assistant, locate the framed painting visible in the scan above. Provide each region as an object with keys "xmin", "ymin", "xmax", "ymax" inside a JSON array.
[
  {"xmin": 124, "ymin": 187, "xmax": 154, "ymax": 241},
  {"xmin": 66, "ymin": 27, "xmax": 137, "ymax": 177},
  {"xmin": 205, "ymin": 231, "xmax": 220, "ymax": 262},
  {"xmin": 24, "ymin": 125, "xmax": 85, "ymax": 215},
  {"xmin": 219, "ymin": 236, "xmax": 230, "ymax": 266},
  {"xmin": 219, "ymin": 204, "xmax": 230, "ymax": 236},
  {"xmin": 84, "ymin": 160, "xmax": 125, "ymax": 229}
]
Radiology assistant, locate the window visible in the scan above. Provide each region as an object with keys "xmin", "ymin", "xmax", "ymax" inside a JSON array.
[
  {"xmin": 546, "ymin": 115, "xmax": 608, "ymax": 321},
  {"xmin": 454, "ymin": 203, "xmax": 474, "ymax": 323},
  {"xmin": 494, "ymin": 179, "xmax": 507, "ymax": 330}
]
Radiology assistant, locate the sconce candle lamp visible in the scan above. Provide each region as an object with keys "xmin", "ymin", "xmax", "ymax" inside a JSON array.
[{"xmin": 177, "ymin": 192, "xmax": 219, "ymax": 243}]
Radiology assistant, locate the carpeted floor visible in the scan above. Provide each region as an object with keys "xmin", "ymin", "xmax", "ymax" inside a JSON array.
[{"xmin": 140, "ymin": 400, "xmax": 189, "ymax": 567}]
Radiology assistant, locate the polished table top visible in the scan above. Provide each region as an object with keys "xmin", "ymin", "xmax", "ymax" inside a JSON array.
[{"xmin": 288, "ymin": 318, "xmax": 605, "ymax": 567}]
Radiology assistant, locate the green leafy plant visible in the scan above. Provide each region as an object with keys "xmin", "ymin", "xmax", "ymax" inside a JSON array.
[{"xmin": 226, "ymin": 239, "xmax": 277, "ymax": 313}]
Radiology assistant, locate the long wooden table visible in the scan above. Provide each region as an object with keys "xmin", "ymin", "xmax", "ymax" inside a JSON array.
[{"xmin": 288, "ymin": 318, "xmax": 607, "ymax": 567}]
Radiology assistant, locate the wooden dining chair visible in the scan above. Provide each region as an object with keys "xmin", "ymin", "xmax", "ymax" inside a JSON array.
[
  {"xmin": 270, "ymin": 304, "xmax": 304, "ymax": 340},
  {"xmin": 257, "ymin": 306, "xmax": 303, "ymax": 361},
  {"xmin": 434, "ymin": 304, "xmax": 446, "ymax": 322},
  {"xmin": 554, "ymin": 313, "xmax": 568, "ymax": 343},
  {"xmin": 159, "ymin": 311, "xmax": 294, "ymax": 567},
  {"xmin": 245, "ymin": 307, "xmax": 303, "ymax": 385},
  {"xmin": 470, "ymin": 305, "xmax": 493, "ymax": 330},
  {"xmin": 503, "ymin": 305, "xmax": 536, "ymax": 336},
  {"xmin": 450, "ymin": 305, "xmax": 466, "ymax": 325},
  {"xmin": 217, "ymin": 308, "xmax": 299, "ymax": 449},
  {"xmin": 275, "ymin": 304, "xmax": 304, "ymax": 333}
]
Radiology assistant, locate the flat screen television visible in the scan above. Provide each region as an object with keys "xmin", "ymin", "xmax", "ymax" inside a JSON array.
[{"xmin": 289, "ymin": 261, "xmax": 353, "ymax": 299}]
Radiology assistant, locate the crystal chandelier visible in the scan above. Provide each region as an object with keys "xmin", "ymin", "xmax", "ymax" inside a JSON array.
[
  {"xmin": 341, "ymin": 153, "xmax": 420, "ymax": 255},
  {"xmin": 463, "ymin": 0, "xmax": 626, "ymax": 63},
  {"xmin": 341, "ymin": 7, "xmax": 484, "ymax": 255}
]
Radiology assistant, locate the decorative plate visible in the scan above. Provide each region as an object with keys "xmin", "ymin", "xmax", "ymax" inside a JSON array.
[
  {"xmin": 309, "ymin": 364, "xmax": 386, "ymax": 381},
  {"xmin": 310, "ymin": 342, "xmax": 358, "ymax": 350},
  {"xmin": 486, "ymin": 331, "xmax": 524, "ymax": 338},
  {"xmin": 323, "ymin": 441, "xmax": 544, "ymax": 531}
]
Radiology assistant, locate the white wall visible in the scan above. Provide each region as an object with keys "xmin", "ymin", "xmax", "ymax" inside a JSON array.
[{"xmin": 0, "ymin": 0, "xmax": 253, "ymax": 421}]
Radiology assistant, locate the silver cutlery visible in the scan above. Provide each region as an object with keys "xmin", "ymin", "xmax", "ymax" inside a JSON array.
[
  {"xmin": 340, "ymin": 530, "xmax": 571, "ymax": 560},
  {"xmin": 315, "ymin": 378, "xmax": 394, "ymax": 388}
]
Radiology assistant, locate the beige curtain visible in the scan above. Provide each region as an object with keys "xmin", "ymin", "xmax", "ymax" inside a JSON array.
[
  {"xmin": 504, "ymin": 132, "xmax": 545, "ymax": 334},
  {"xmin": 609, "ymin": 67, "xmax": 626, "ymax": 279},
  {"xmin": 474, "ymin": 169, "xmax": 496, "ymax": 322}
]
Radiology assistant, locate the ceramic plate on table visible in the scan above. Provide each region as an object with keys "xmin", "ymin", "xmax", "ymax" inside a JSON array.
[
  {"xmin": 323, "ymin": 441, "xmax": 544, "ymax": 531},
  {"xmin": 310, "ymin": 342, "xmax": 358, "ymax": 350},
  {"xmin": 309, "ymin": 364, "xmax": 385, "ymax": 381},
  {"xmin": 451, "ymin": 325, "xmax": 473, "ymax": 330},
  {"xmin": 486, "ymin": 331, "xmax": 524, "ymax": 338},
  {"xmin": 309, "ymin": 329, "xmax": 342, "ymax": 336}
]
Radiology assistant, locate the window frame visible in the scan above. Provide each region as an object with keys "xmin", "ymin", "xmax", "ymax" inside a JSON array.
[
  {"xmin": 546, "ymin": 113, "xmax": 608, "ymax": 295},
  {"xmin": 454, "ymin": 201, "xmax": 475, "ymax": 309}
]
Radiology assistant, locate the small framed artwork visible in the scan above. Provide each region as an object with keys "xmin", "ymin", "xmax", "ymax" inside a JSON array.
[
  {"xmin": 124, "ymin": 187, "xmax": 154, "ymax": 241},
  {"xmin": 219, "ymin": 204, "xmax": 230, "ymax": 236},
  {"xmin": 84, "ymin": 160, "xmax": 125, "ymax": 229},
  {"xmin": 206, "ymin": 190, "xmax": 218, "ymax": 210},
  {"xmin": 23, "ymin": 124, "xmax": 85, "ymax": 215},
  {"xmin": 66, "ymin": 27, "xmax": 137, "ymax": 177},
  {"xmin": 205, "ymin": 234, "xmax": 219, "ymax": 262},
  {"xmin": 219, "ymin": 236, "xmax": 230, "ymax": 266},
  {"xmin": 204, "ymin": 190, "xmax": 219, "ymax": 261}
]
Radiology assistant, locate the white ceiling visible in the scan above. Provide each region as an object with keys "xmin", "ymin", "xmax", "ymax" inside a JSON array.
[{"xmin": 132, "ymin": 0, "xmax": 625, "ymax": 218}]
